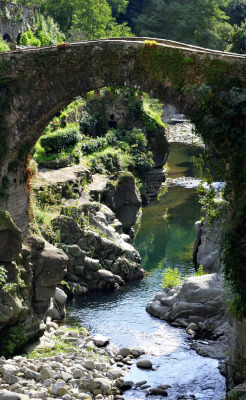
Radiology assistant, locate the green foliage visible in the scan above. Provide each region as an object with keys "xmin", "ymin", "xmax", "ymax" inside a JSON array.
[
  {"xmin": 135, "ymin": 0, "xmax": 232, "ymax": 50},
  {"xmin": 87, "ymin": 147, "xmax": 122, "ymax": 174},
  {"xmin": 20, "ymin": 11, "xmax": 64, "ymax": 47},
  {"xmin": 0, "ymin": 35, "xmax": 10, "ymax": 52},
  {"xmin": 27, "ymin": 334, "xmax": 76, "ymax": 359},
  {"xmin": 161, "ymin": 265, "xmax": 207, "ymax": 289},
  {"xmin": 33, "ymin": 11, "xmax": 65, "ymax": 45},
  {"xmin": 161, "ymin": 267, "xmax": 183, "ymax": 288},
  {"xmin": 40, "ymin": 125, "xmax": 81, "ymax": 153},
  {"xmin": 107, "ymin": 0, "xmax": 129, "ymax": 17},
  {"xmin": 0, "ymin": 323, "xmax": 27, "ymax": 357},
  {"xmin": 195, "ymin": 265, "xmax": 207, "ymax": 277},
  {"xmin": 20, "ymin": 30, "xmax": 41, "ymax": 47},
  {"xmin": 186, "ymin": 74, "xmax": 246, "ymax": 318},
  {"xmin": 227, "ymin": 390, "xmax": 246, "ymax": 400},
  {"xmin": 228, "ymin": 19, "xmax": 246, "ymax": 53},
  {"xmin": 81, "ymin": 136, "xmax": 108, "ymax": 154},
  {"xmin": 0, "ymin": 265, "xmax": 17, "ymax": 294},
  {"xmin": 80, "ymin": 111, "xmax": 97, "ymax": 134},
  {"xmin": 30, "ymin": 0, "xmax": 133, "ymax": 40}
]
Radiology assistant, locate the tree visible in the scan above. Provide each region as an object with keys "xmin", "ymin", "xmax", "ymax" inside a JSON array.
[
  {"xmin": 107, "ymin": 0, "xmax": 129, "ymax": 18},
  {"xmin": 228, "ymin": 19, "xmax": 246, "ymax": 52},
  {"xmin": 224, "ymin": 0, "xmax": 246, "ymax": 25},
  {"xmin": 134, "ymin": 0, "xmax": 232, "ymax": 49}
]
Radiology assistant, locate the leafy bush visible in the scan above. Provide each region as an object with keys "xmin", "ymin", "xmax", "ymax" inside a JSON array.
[
  {"xmin": 20, "ymin": 30, "xmax": 41, "ymax": 47},
  {"xmin": 161, "ymin": 267, "xmax": 184, "ymax": 288},
  {"xmin": 0, "ymin": 323, "xmax": 27, "ymax": 357},
  {"xmin": 40, "ymin": 125, "xmax": 81, "ymax": 153},
  {"xmin": 81, "ymin": 136, "xmax": 108, "ymax": 154},
  {"xmin": 195, "ymin": 265, "xmax": 207, "ymax": 276},
  {"xmin": 134, "ymin": 152, "xmax": 155, "ymax": 175},
  {"xmin": 0, "ymin": 265, "xmax": 17, "ymax": 294},
  {"xmin": 0, "ymin": 35, "xmax": 10, "ymax": 52},
  {"xmin": 33, "ymin": 11, "xmax": 65, "ymax": 45},
  {"xmin": 80, "ymin": 111, "xmax": 97, "ymax": 134},
  {"xmin": 124, "ymin": 128, "xmax": 148, "ymax": 153},
  {"xmin": 88, "ymin": 148, "xmax": 122, "ymax": 174},
  {"xmin": 37, "ymin": 31, "xmax": 51, "ymax": 46}
]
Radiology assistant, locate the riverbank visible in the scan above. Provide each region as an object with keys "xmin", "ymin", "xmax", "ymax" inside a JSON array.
[{"xmin": 0, "ymin": 323, "xmax": 149, "ymax": 400}]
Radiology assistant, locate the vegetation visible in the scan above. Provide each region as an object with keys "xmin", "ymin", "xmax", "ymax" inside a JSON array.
[
  {"xmin": 161, "ymin": 267, "xmax": 184, "ymax": 288},
  {"xmin": 0, "ymin": 265, "xmax": 17, "ymax": 294},
  {"xmin": 0, "ymin": 36, "xmax": 10, "ymax": 52},
  {"xmin": 0, "ymin": 323, "xmax": 27, "ymax": 357},
  {"xmin": 27, "ymin": 334, "xmax": 77, "ymax": 359},
  {"xmin": 33, "ymin": 89, "xmax": 157, "ymax": 181},
  {"xmin": 161, "ymin": 265, "xmax": 207, "ymax": 289},
  {"xmin": 19, "ymin": 11, "xmax": 65, "ymax": 47}
]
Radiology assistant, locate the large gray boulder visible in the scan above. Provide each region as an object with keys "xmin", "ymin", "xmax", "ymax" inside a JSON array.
[
  {"xmin": 112, "ymin": 173, "xmax": 141, "ymax": 230},
  {"xmin": 32, "ymin": 242, "xmax": 68, "ymax": 315},
  {"xmin": 147, "ymin": 274, "xmax": 225, "ymax": 332},
  {"xmin": 0, "ymin": 209, "xmax": 22, "ymax": 262}
]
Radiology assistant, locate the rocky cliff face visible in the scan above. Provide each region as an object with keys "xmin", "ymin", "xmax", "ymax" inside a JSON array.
[
  {"xmin": 0, "ymin": 163, "xmax": 145, "ymax": 349},
  {"xmin": 0, "ymin": 224, "xmax": 69, "ymax": 349}
]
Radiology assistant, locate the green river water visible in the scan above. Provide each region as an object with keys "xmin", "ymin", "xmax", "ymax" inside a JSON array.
[{"xmin": 67, "ymin": 142, "xmax": 226, "ymax": 400}]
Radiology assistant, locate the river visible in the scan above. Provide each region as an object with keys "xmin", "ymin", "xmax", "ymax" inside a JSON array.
[{"xmin": 66, "ymin": 142, "xmax": 226, "ymax": 400}]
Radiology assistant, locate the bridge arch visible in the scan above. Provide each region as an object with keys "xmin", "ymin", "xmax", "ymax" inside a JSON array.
[{"xmin": 0, "ymin": 38, "xmax": 245, "ymax": 232}]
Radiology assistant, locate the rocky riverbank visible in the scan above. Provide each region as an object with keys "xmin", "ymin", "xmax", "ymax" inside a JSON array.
[
  {"xmin": 166, "ymin": 121, "xmax": 204, "ymax": 147},
  {"xmin": 146, "ymin": 273, "xmax": 230, "ymax": 374},
  {"xmin": 0, "ymin": 323, "xmax": 152, "ymax": 400}
]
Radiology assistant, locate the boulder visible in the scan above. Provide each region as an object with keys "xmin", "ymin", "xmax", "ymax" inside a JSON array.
[
  {"xmin": 0, "ymin": 210, "xmax": 22, "ymax": 262},
  {"xmin": 137, "ymin": 359, "xmax": 152, "ymax": 369},
  {"xmin": 93, "ymin": 334, "xmax": 109, "ymax": 347},
  {"xmin": 55, "ymin": 287, "xmax": 67, "ymax": 306},
  {"xmin": 112, "ymin": 173, "xmax": 141, "ymax": 230}
]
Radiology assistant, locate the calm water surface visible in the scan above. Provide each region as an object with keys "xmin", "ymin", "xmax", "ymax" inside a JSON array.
[{"xmin": 66, "ymin": 142, "xmax": 226, "ymax": 400}]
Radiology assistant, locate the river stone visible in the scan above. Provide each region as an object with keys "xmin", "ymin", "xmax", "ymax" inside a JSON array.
[
  {"xmin": 83, "ymin": 360, "xmax": 95, "ymax": 370},
  {"xmin": 55, "ymin": 287, "xmax": 67, "ymax": 306},
  {"xmin": 137, "ymin": 359, "xmax": 153, "ymax": 369},
  {"xmin": 186, "ymin": 323, "xmax": 199, "ymax": 332},
  {"xmin": 94, "ymin": 377, "xmax": 112, "ymax": 392},
  {"xmin": 68, "ymin": 329, "xmax": 79, "ymax": 337},
  {"xmin": 0, "ymin": 392, "xmax": 29, "ymax": 400},
  {"xmin": 158, "ymin": 385, "xmax": 172, "ymax": 390},
  {"xmin": 0, "ymin": 364, "xmax": 20, "ymax": 375},
  {"xmin": 117, "ymin": 348, "xmax": 131, "ymax": 358},
  {"xmin": 93, "ymin": 334, "xmax": 109, "ymax": 347},
  {"xmin": 107, "ymin": 368, "xmax": 123, "ymax": 379},
  {"xmin": 149, "ymin": 388, "xmax": 168, "ymax": 396},
  {"xmin": 40, "ymin": 368, "xmax": 50, "ymax": 380},
  {"xmin": 61, "ymin": 371, "xmax": 73, "ymax": 381},
  {"xmin": 51, "ymin": 381, "xmax": 66, "ymax": 395},
  {"xmin": 135, "ymin": 381, "xmax": 147, "ymax": 387},
  {"xmin": 120, "ymin": 381, "xmax": 134, "ymax": 391},
  {"xmin": 73, "ymin": 369, "xmax": 83, "ymax": 378},
  {"xmin": 3, "ymin": 372, "xmax": 19, "ymax": 384}
]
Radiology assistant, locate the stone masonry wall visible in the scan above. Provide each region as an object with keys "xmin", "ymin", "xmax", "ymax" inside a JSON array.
[
  {"xmin": 0, "ymin": 1, "xmax": 34, "ymax": 43},
  {"xmin": 0, "ymin": 39, "xmax": 245, "ymax": 233}
]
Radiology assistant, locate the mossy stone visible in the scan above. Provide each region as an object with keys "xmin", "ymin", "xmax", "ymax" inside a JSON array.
[{"xmin": 0, "ymin": 208, "xmax": 22, "ymax": 262}]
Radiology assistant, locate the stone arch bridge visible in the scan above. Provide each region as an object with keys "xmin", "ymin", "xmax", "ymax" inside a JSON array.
[{"xmin": 0, "ymin": 37, "xmax": 245, "ymax": 233}]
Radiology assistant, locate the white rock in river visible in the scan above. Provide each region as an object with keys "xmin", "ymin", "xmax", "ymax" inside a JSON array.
[{"xmin": 93, "ymin": 334, "xmax": 109, "ymax": 347}]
